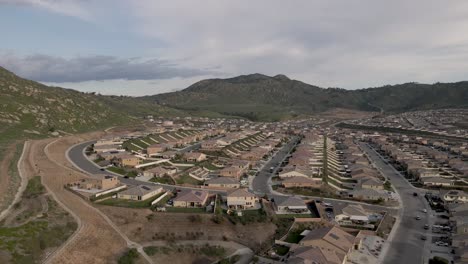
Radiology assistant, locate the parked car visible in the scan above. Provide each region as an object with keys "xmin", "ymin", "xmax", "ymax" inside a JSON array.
[
  {"xmin": 421, "ymin": 235, "xmax": 427, "ymax": 240},
  {"xmin": 424, "ymin": 224, "xmax": 429, "ymax": 230},
  {"xmin": 413, "ymin": 192, "xmax": 418, "ymax": 197},
  {"xmin": 415, "ymin": 216, "xmax": 421, "ymax": 220}
]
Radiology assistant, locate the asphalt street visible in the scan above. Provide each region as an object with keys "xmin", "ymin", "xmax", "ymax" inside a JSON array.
[
  {"xmin": 251, "ymin": 136, "xmax": 300, "ymax": 196},
  {"xmin": 67, "ymin": 141, "xmax": 225, "ymax": 194},
  {"xmin": 360, "ymin": 143, "xmax": 433, "ymax": 264}
]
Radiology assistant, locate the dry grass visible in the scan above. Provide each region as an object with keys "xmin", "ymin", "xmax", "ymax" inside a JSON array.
[
  {"xmin": 98, "ymin": 205, "xmax": 277, "ymax": 251},
  {"xmin": 24, "ymin": 135, "xmax": 129, "ymax": 264}
]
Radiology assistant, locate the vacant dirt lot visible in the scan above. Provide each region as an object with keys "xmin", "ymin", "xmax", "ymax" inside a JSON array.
[
  {"xmin": 97, "ymin": 206, "xmax": 277, "ymax": 251},
  {"xmin": 25, "ymin": 135, "xmax": 128, "ymax": 264}
]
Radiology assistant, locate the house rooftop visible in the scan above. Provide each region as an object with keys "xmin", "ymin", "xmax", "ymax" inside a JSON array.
[
  {"xmin": 227, "ymin": 188, "xmax": 256, "ymax": 198},
  {"xmin": 275, "ymin": 196, "xmax": 307, "ymax": 207},
  {"xmin": 205, "ymin": 177, "xmax": 238, "ymax": 184},
  {"xmin": 174, "ymin": 189, "xmax": 209, "ymax": 203}
]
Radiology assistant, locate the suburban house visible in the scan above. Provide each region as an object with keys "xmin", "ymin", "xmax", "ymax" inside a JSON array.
[
  {"xmin": 348, "ymin": 188, "xmax": 391, "ymax": 201},
  {"xmin": 421, "ymin": 177, "xmax": 454, "ymax": 187},
  {"xmin": 287, "ymin": 245, "xmax": 345, "ymax": 264},
  {"xmin": 117, "ymin": 185, "xmax": 163, "ymax": 201},
  {"xmin": 143, "ymin": 166, "xmax": 177, "ymax": 178},
  {"xmin": 287, "ymin": 245, "xmax": 343, "ymax": 264},
  {"xmin": 146, "ymin": 144, "xmax": 168, "ymax": 156},
  {"xmin": 282, "ymin": 176, "xmax": 322, "ymax": 188},
  {"xmin": 279, "ymin": 167, "xmax": 316, "ymax": 179},
  {"xmin": 116, "ymin": 154, "xmax": 140, "ymax": 167},
  {"xmin": 204, "ymin": 177, "xmax": 240, "ymax": 189},
  {"xmin": 219, "ymin": 166, "xmax": 245, "ymax": 180},
  {"xmin": 334, "ymin": 204, "xmax": 375, "ymax": 227},
  {"xmin": 173, "ymin": 189, "xmax": 209, "ymax": 208},
  {"xmin": 443, "ymin": 190, "xmax": 468, "ymax": 204},
  {"xmin": 183, "ymin": 152, "xmax": 207, "ymax": 162},
  {"xmin": 70, "ymin": 174, "xmax": 120, "ymax": 191},
  {"xmin": 298, "ymin": 226, "xmax": 356, "ymax": 257},
  {"xmin": 94, "ymin": 144, "xmax": 120, "ymax": 153},
  {"xmin": 226, "ymin": 188, "xmax": 259, "ymax": 210},
  {"xmin": 275, "ymin": 196, "xmax": 309, "ymax": 214},
  {"xmin": 201, "ymin": 139, "xmax": 222, "ymax": 150},
  {"xmin": 361, "ymin": 178, "xmax": 385, "ymax": 190}
]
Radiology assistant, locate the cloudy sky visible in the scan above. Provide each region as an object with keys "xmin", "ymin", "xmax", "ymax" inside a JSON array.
[{"xmin": 1, "ymin": 0, "xmax": 468, "ymax": 96}]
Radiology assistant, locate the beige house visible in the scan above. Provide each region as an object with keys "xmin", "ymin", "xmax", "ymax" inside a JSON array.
[
  {"xmin": 183, "ymin": 152, "xmax": 207, "ymax": 162},
  {"xmin": 70, "ymin": 174, "xmax": 120, "ymax": 190},
  {"xmin": 143, "ymin": 166, "xmax": 177, "ymax": 178},
  {"xmin": 361, "ymin": 178, "xmax": 385, "ymax": 190},
  {"xmin": 226, "ymin": 188, "xmax": 258, "ymax": 210},
  {"xmin": 282, "ymin": 176, "xmax": 322, "ymax": 188},
  {"xmin": 219, "ymin": 166, "xmax": 245, "ymax": 180},
  {"xmin": 117, "ymin": 154, "xmax": 140, "ymax": 167},
  {"xmin": 204, "ymin": 177, "xmax": 240, "ymax": 189},
  {"xmin": 173, "ymin": 190, "xmax": 209, "ymax": 208},
  {"xmin": 288, "ymin": 245, "xmax": 343, "ymax": 264},
  {"xmin": 443, "ymin": 190, "xmax": 468, "ymax": 204},
  {"xmin": 117, "ymin": 185, "xmax": 163, "ymax": 201},
  {"xmin": 299, "ymin": 226, "xmax": 355, "ymax": 256},
  {"xmin": 146, "ymin": 144, "xmax": 167, "ymax": 156},
  {"xmin": 279, "ymin": 168, "xmax": 316, "ymax": 179}
]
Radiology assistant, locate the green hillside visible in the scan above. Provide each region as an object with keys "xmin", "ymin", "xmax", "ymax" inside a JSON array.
[
  {"xmin": 0, "ymin": 66, "xmax": 184, "ymax": 141},
  {"xmin": 145, "ymin": 74, "xmax": 468, "ymax": 121}
]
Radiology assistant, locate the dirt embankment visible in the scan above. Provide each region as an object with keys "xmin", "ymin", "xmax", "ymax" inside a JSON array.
[
  {"xmin": 98, "ymin": 206, "xmax": 277, "ymax": 251},
  {"xmin": 25, "ymin": 135, "xmax": 128, "ymax": 264},
  {"xmin": 0, "ymin": 143, "xmax": 22, "ymax": 216}
]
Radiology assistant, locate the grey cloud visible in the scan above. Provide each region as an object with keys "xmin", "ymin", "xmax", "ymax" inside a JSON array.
[{"xmin": 2, "ymin": 53, "xmax": 217, "ymax": 82}]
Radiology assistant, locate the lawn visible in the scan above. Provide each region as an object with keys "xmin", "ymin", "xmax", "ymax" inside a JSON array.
[
  {"xmin": 273, "ymin": 218, "xmax": 294, "ymax": 240},
  {"xmin": 175, "ymin": 174, "xmax": 203, "ymax": 185},
  {"xmin": 165, "ymin": 207, "xmax": 208, "ymax": 213},
  {"xmin": 284, "ymin": 230, "xmax": 303, "ymax": 243},
  {"xmin": 273, "ymin": 245, "xmax": 290, "ymax": 256},
  {"xmin": 107, "ymin": 166, "xmax": 138, "ymax": 178},
  {"xmin": 150, "ymin": 175, "xmax": 175, "ymax": 185},
  {"xmin": 107, "ymin": 166, "xmax": 126, "ymax": 175},
  {"xmin": 227, "ymin": 208, "xmax": 268, "ymax": 225}
]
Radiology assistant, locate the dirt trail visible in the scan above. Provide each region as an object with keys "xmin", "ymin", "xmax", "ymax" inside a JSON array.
[{"xmin": 24, "ymin": 137, "xmax": 128, "ymax": 264}]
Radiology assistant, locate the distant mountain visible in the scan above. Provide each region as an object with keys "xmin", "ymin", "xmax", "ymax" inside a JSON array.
[
  {"xmin": 144, "ymin": 74, "xmax": 468, "ymax": 121},
  {"xmin": 0, "ymin": 67, "xmax": 179, "ymax": 141}
]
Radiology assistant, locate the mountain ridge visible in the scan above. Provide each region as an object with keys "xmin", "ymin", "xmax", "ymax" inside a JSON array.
[{"xmin": 145, "ymin": 73, "xmax": 468, "ymax": 121}]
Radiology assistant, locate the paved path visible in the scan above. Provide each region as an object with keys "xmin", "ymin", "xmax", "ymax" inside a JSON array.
[{"xmin": 361, "ymin": 142, "xmax": 434, "ymax": 264}]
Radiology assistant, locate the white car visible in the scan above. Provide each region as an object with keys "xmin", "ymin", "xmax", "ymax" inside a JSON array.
[{"xmin": 422, "ymin": 209, "xmax": 427, "ymax": 213}]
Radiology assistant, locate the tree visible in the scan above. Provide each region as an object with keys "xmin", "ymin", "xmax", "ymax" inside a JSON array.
[{"xmin": 429, "ymin": 256, "xmax": 448, "ymax": 264}]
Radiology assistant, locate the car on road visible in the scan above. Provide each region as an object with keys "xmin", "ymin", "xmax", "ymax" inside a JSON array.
[
  {"xmin": 415, "ymin": 215, "xmax": 421, "ymax": 220},
  {"xmin": 413, "ymin": 192, "xmax": 418, "ymax": 196},
  {"xmin": 421, "ymin": 235, "xmax": 427, "ymax": 240},
  {"xmin": 422, "ymin": 209, "xmax": 427, "ymax": 213},
  {"xmin": 435, "ymin": 241, "xmax": 449, "ymax": 247},
  {"xmin": 424, "ymin": 224, "xmax": 429, "ymax": 230}
]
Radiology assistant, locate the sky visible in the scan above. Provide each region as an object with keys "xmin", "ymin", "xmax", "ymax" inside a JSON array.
[{"xmin": 1, "ymin": 0, "xmax": 468, "ymax": 96}]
